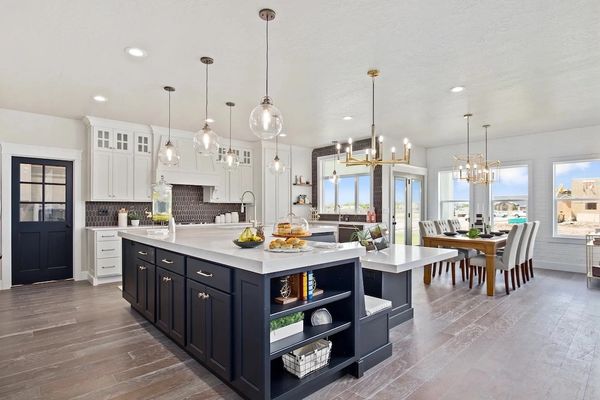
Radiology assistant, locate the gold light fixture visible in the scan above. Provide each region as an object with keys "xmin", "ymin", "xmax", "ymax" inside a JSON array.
[
  {"xmin": 343, "ymin": 69, "xmax": 411, "ymax": 167},
  {"xmin": 453, "ymin": 113, "xmax": 484, "ymax": 182},
  {"xmin": 477, "ymin": 124, "xmax": 501, "ymax": 184}
]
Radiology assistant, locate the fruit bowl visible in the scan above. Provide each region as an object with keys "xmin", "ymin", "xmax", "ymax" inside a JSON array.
[{"xmin": 233, "ymin": 239, "xmax": 263, "ymax": 249}]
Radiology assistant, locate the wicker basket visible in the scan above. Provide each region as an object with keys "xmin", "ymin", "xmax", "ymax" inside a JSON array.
[{"xmin": 282, "ymin": 339, "xmax": 332, "ymax": 378}]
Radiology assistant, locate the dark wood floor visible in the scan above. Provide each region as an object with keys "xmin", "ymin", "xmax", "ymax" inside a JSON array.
[{"xmin": 1, "ymin": 268, "xmax": 599, "ymax": 400}]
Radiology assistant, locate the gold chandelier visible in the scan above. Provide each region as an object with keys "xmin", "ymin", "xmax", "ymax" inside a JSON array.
[
  {"xmin": 343, "ymin": 69, "xmax": 411, "ymax": 168},
  {"xmin": 453, "ymin": 113, "xmax": 484, "ymax": 182},
  {"xmin": 477, "ymin": 124, "xmax": 501, "ymax": 185}
]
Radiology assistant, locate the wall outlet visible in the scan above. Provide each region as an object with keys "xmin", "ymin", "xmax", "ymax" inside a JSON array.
[{"xmin": 98, "ymin": 208, "xmax": 109, "ymax": 216}]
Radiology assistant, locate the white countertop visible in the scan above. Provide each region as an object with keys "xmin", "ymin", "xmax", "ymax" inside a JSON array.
[
  {"xmin": 309, "ymin": 220, "xmax": 379, "ymax": 227},
  {"xmin": 87, "ymin": 222, "xmax": 336, "ymax": 233},
  {"xmin": 360, "ymin": 245, "xmax": 458, "ymax": 273},
  {"xmin": 118, "ymin": 227, "xmax": 365, "ymax": 275}
]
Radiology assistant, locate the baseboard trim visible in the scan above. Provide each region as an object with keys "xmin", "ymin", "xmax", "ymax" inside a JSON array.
[{"xmin": 535, "ymin": 259, "xmax": 585, "ymax": 274}]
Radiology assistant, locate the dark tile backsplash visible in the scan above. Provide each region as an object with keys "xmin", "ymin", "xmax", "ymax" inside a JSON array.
[
  {"xmin": 86, "ymin": 185, "xmax": 246, "ymax": 226},
  {"xmin": 311, "ymin": 138, "xmax": 383, "ymax": 222}
]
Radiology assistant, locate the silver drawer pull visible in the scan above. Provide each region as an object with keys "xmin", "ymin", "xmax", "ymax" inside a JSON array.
[
  {"xmin": 161, "ymin": 259, "xmax": 174, "ymax": 264},
  {"xmin": 101, "ymin": 249, "xmax": 115, "ymax": 252},
  {"xmin": 196, "ymin": 270, "xmax": 213, "ymax": 278},
  {"xmin": 197, "ymin": 292, "xmax": 210, "ymax": 300},
  {"xmin": 162, "ymin": 276, "xmax": 172, "ymax": 283},
  {"xmin": 138, "ymin": 251, "xmax": 148, "ymax": 255},
  {"xmin": 101, "ymin": 235, "xmax": 115, "ymax": 238},
  {"xmin": 101, "ymin": 265, "xmax": 116, "ymax": 269},
  {"xmin": 138, "ymin": 265, "xmax": 146, "ymax": 270}
]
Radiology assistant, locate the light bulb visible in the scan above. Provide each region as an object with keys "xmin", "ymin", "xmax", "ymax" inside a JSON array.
[
  {"xmin": 249, "ymin": 97, "xmax": 283, "ymax": 139},
  {"xmin": 407, "ymin": 143, "xmax": 412, "ymax": 149},
  {"xmin": 403, "ymin": 137, "xmax": 409, "ymax": 145},
  {"xmin": 345, "ymin": 146, "xmax": 350, "ymax": 153},
  {"xmin": 158, "ymin": 141, "xmax": 180, "ymax": 166},
  {"xmin": 223, "ymin": 150, "xmax": 239, "ymax": 172},
  {"xmin": 391, "ymin": 146, "xmax": 396, "ymax": 153},
  {"xmin": 268, "ymin": 156, "xmax": 286, "ymax": 175},
  {"xmin": 378, "ymin": 136, "xmax": 384, "ymax": 143},
  {"xmin": 194, "ymin": 124, "xmax": 220, "ymax": 156},
  {"xmin": 336, "ymin": 143, "xmax": 341, "ymax": 151},
  {"xmin": 330, "ymin": 173, "xmax": 338, "ymax": 184},
  {"xmin": 348, "ymin": 138, "xmax": 353, "ymax": 144}
]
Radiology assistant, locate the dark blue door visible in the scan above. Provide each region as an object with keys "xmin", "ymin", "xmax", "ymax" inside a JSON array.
[{"xmin": 11, "ymin": 157, "xmax": 73, "ymax": 285}]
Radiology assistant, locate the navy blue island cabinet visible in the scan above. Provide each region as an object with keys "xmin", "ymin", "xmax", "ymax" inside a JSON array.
[{"xmin": 122, "ymin": 238, "xmax": 362, "ymax": 400}]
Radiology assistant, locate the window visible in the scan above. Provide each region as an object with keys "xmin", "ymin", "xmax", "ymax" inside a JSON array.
[
  {"xmin": 491, "ymin": 165, "xmax": 529, "ymax": 230},
  {"xmin": 438, "ymin": 170, "xmax": 469, "ymax": 229},
  {"xmin": 319, "ymin": 156, "xmax": 370, "ymax": 214},
  {"xmin": 554, "ymin": 160, "xmax": 600, "ymax": 237}
]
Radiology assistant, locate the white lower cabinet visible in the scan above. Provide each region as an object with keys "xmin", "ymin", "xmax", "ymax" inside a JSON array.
[{"xmin": 87, "ymin": 229, "xmax": 127, "ymax": 285}]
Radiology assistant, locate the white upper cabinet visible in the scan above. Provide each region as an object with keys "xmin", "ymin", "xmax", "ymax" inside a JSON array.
[{"xmin": 85, "ymin": 117, "xmax": 152, "ymax": 202}]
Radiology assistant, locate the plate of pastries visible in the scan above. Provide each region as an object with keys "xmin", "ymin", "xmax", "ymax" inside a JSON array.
[
  {"xmin": 267, "ymin": 237, "xmax": 313, "ymax": 253},
  {"xmin": 272, "ymin": 222, "xmax": 311, "ymax": 238}
]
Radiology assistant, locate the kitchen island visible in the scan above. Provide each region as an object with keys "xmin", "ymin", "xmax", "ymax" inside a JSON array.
[{"xmin": 119, "ymin": 227, "xmax": 365, "ymax": 400}]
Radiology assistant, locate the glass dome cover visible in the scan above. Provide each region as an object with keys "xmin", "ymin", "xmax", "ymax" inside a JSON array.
[
  {"xmin": 152, "ymin": 175, "xmax": 172, "ymax": 223},
  {"xmin": 273, "ymin": 213, "xmax": 310, "ymax": 237}
]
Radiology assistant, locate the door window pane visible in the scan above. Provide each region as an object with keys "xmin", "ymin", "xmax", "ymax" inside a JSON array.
[
  {"xmin": 411, "ymin": 179, "xmax": 422, "ymax": 245},
  {"xmin": 45, "ymin": 185, "xmax": 66, "ymax": 202},
  {"xmin": 20, "ymin": 203, "xmax": 43, "ymax": 221},
  {"xmin": 45, "ymin": 166, "xmax": 66, "ymax": 184},
  {"xmin": 20, "ymin": 164, "xmax": 43, "ymax": 182},
  {"xmin": 20, "ymin": 183, "xmax": 43, "ymax": 202},
  {"xmin": 394, "ymin": 178, "xmax": 406, "ymax": 244},
  {"xmin": 44, "ymin": 204, "xmax": 66, "ymax": 221}
]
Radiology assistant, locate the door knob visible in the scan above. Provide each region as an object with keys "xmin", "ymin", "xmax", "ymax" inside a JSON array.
[
  {"xmin": 138, "ymin": 265, "xmax": 146, "ymax": 270},
  {"xmin": 162, "ymin": 276, "xmax": 171, "ymax": 283}
]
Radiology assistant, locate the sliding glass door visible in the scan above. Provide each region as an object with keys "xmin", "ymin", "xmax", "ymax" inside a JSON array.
[{"xmin": 393, "ymin": 173, "xmax": 424, "ymax": 245}]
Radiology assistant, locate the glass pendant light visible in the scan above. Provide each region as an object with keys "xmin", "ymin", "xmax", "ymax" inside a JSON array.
[
  {"xmin": 158, "ymin": 86, "xmax": 181, "ymax": 166},
  {"xmin": 267, "ymin": 134, "xmax": 286, "ymax": 175},
  {"xmin": 194, "ymin": 57, "xmax": 220, "ymax": 156},
  {"xmin": 222, "ymin": 101, "xmax": 240, "ymax": 171},
  {"xmin": 249, "ymin": 8, "xmax": 283, "ymax": 139},
  {"xmin": 330, "ymin": 142, "xmax": 341, "ymax": 183}
]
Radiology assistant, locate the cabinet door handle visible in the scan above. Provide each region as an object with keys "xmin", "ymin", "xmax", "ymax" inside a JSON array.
[
  {"xmin": 101, "ymin": 265, "xmax": 116, "ymax": 269},
  {"xmin": 162, "ymin": 276, "xmax": 171, "ymax": 283},
  {"xmin": 197, "ymin": 292, "xmax": 210, "ymax": 300},
  {"xmin": 161, "ymin": 259, "xmax": 174, "ymax": 264},
  {"xmin": 101, "ymin": 234, "xmax": 115, "ymax": 238},
  {"xmin": 101, "ymin": 248, "xmax": 115, "ymax": 252},
  {"xmin": 138, "ymin": 251, "xmax": 148, "ymax": 255},
  {"xmin": 196, "ymin": 270, "xmax": 213, "ymax": 278},
  {"xmin": 138, "ymin": 265, "xmax": 146, "ymax": 270}
]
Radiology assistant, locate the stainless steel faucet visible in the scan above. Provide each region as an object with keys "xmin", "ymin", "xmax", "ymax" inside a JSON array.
[{"xmin": 240, "ymin": 191, "xmax": 257, "ymax": 227}]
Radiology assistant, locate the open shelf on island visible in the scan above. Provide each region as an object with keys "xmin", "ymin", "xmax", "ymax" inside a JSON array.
[
  {"xmin": 270, "ymin": 290, "xmax": 351, "ymax": 320},
  {"xmin": 271, "ymin": 354, "xmax": 355, "ymax": 400},
  {"xmin": 270, "ymin": 321, "xmax": 351, "ymax": 359}
]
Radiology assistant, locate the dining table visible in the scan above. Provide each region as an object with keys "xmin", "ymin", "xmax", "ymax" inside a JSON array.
[{"xmin": 422, "ymin": 233, "xmax": 507, "ymax": 296}]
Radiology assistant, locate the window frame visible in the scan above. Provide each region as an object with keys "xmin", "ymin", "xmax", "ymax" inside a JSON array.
[
  {"xmin": 437, "ymin": 169, "xmax": 470, "ymax": 223},
  {"xmin": 552, "ymin": 157, "xmax": 600, "ymax": 239},
  {"xmin": 490, "ymin": 163, "xmax": 530, "ymax": 231},
  {"xmin": 318, "ymin": 155, "xmax": 370, "ymax": 214}
]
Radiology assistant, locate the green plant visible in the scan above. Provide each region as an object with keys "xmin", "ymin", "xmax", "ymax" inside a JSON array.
[
  {"xmin": 128, "ymin": 210, "xmax": 142, "ymax": 220},
  {"xmin": 467, "ymin": 228, "xmax": 480, "ymax": 238},
  {"xmin": 270, "ymin": 312, "xmax": 304, "ymax": 332}
]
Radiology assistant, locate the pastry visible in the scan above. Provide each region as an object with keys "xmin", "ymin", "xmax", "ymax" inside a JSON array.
[
  {"xmin": 286, "ymin": 237, "xmax": 300, "ymax": 245},
  {"xmin": 277, "ymin": 222, "xmax": 292, "ymax": 235},
  {"xmin": 269, "ymin": 241, "xmax": 281, "ymax": 249},
  {"xmin": 291, "ymin": 227, "xmax": 307, "ymax": 235},
  {"xmin": 297, "ymin": 240, "xmax": 307, "ymax": 247},
  {"xmin": 280, "ymin": 243, "xmax": 292, "ymax": 249}
]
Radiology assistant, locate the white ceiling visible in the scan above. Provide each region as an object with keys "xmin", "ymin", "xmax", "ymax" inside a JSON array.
[{"xmin": 1, "ymin": 0, "xmax": 599, "ymax": 148}]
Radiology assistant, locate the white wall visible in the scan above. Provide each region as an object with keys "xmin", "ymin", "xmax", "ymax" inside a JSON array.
[
  {"xmin": 426, "ymin": 124, "xmax": 600, "ymax": 273},
  {"xmin": 0, "ymin": 109, "xmax": 87, "ymax": 288}
]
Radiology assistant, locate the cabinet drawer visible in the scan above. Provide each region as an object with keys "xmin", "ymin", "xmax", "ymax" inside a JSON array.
[
  {"xmin": 156, "ymin": 249, "xmax": 185, "ymax": 275},
  {"xmin": 135, "ymin": 243, "xmax": 155, "ymax": 264},
  {"xmin": 96, "ymin": 240, "xmax": 121, "ymax": 259},
  {"xmin": 97, "ymin": 257, "xmax": 122, "ymax": 277},
  {"xmin": 96, "ymin": 230, "xmax": 119, "ymax": 241},
  {"xmin": 187, "ymin": 258, "xmax": 231, "ymax": 293}
]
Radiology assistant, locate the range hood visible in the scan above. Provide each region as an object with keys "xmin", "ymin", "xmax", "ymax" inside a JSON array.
[{"xmin": 153, "ymin": 126, "xmax": 219, "ymax": 187}]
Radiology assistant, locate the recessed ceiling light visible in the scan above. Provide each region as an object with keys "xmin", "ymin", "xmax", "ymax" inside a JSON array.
[
  {"xmin": 205, "ymin": 118, "xmax": 215, "ymax": 123},
  {"xmin": 125, "ymin": 47, "xmax": 147, "ymax": 58},
  {"xmin": 450, "ymin": 86, "xmax": 465, "ymax": 93},
  {"xmin": 279, "ymin": 133, "xmax": 287, "ymax": 137},
  {"xmin": 343, "ymin": 116, "xmax": 353, "ymax": 120},
  {"xmin": 93, "ymin": 95, "xmax": 107, "ymax": 102}
]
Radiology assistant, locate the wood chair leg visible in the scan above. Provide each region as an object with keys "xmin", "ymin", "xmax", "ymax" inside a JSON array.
[
  {"xmin": 477, "ymin": 266, "xmax": 482, "ymax": 285},
  {"xmin": 504, "ymin": 271, "xmax": 510, "ymax": 295},
  {"xmin": 524, "ymin": 263, "xmax": 530, "ymax": 281},
  {"xmin": 451, "ymin": 262, "xmax": 456, "ymax": 285},
  {"xmin": 446, "ymin": 263, "xmax": 450, "ymax": 273},
  {"xmin": 482, "ymin": 268, "xmax": 486, "ymax": 283},
  {"xmin": 460, "ymin": 259, "xmax": 466, "ymax": 282},
  {"xmin": 438, "ymin": 262, "xmax": 443, "ymax": 275},
  {"xmin": 510, "ymin": 268, "xmax": 516, "ymax": 290},
  {"xmin": 515, "ymin": 265, "xmax": 521, "ymax": 287},
  {"xmin": 432, "ymin": 262, "xmax": 437, "ymax": 277},
  {"xmin": 521, "ymin": 263, "xmax": 527, "ymax": 283},
  {"xmin": 529, "ymin": 259, "xmax": 534, "ymax": 278},
  {"xmin": 469, "ymin": 267, "xmax": 474, "ymax": 289}
]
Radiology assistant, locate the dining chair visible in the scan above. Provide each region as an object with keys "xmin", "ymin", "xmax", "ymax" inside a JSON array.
[
  {"xmin": 469, "ymin": 224, "xmax": 524, "ymax": 295},
  {"xmin": 447, "ymin": 218, "xmax": 479, "ymax": 279},
  {"xmin": 525, "ymin": 221, "xmax": 540, "ymax": 278},
  {"xmin": 515, "ymin": 222, "xmax": 534, "ymax": 285},
  {"xmin": 431, "ymin": 220, "xmax": 466, "ymax": 284},
  {"xmin": 419, "ymin": 221, "xmax": 440, "ymax": 277}
]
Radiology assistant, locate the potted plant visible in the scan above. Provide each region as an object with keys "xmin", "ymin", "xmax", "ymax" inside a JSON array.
[
  {"xmin": 128, "ymin": 210, "xmax": 142, "ymax": 226},
  {"xmin": 270, "ymin": 311, "xmax": 304, "ymax": 343}
]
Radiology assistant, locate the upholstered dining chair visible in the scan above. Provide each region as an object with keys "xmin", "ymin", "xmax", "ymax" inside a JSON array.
[
  {"xmin": 419, "ymin": 221, "xmax": 440, "ymax": 276},
  {"xmin": 469, "ymin": 224, "xmax": 524, "ymax": 295},
  {"xmin": 447, "ymin": 218, "xmax": 479, "ymax": 277},
  {"xmin": 431, "ymin": 220, "xmax": 466, "ymax": 284},
  {"xmin": 515, "ymin": 222, "xmax": 534, "ymax": 285},
  {"xmin": 525, "ymin": 221, "xmax": 540, "ymax": 278}
]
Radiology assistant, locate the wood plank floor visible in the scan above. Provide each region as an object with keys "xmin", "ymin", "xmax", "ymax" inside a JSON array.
[{"xmin": 1, "ymin": 268, "xmax": 599, "ymax": 400}]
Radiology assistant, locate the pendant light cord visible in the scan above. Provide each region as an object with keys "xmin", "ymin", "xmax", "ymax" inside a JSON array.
[
  {"xmin": 168, "ymin": 90, "xmax": 171, "ymax": 141},
  {"xmin": 229, "ymin": 105, "xmax": 232, "ymax": 149},
  {"xmin": 205, "ymin": 63, "xmax": 209, "ymax": 122},
  {"xmin": 466, "ymin": 115, "xmax": 470, "ymax": 163},
  {"xmin": 265, "ymin": 18, "xmax": 269, "ymax": 97}
]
